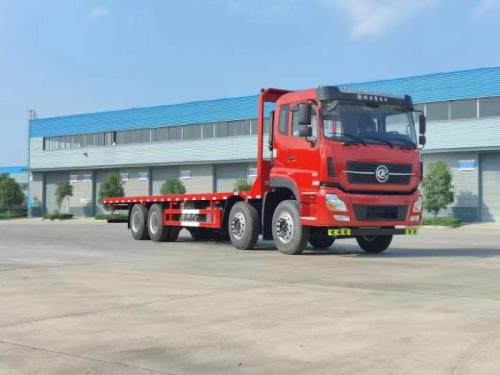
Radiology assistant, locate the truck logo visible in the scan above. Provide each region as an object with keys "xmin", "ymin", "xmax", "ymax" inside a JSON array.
[{"xmin": 375, "ymin": 165, "xmax": 390, "ymax": 183}]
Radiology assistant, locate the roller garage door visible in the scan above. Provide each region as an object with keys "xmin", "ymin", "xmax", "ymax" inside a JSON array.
[
  {"xmin": 215, "ymin": 164, "xmax": 246, "ymax": 192},
  {"xmin": 481, "ymin": 153, "xmax": 500, "ymax": 222}
]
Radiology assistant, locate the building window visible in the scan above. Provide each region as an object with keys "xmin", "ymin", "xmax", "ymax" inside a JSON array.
[
  {"xmin": 479, "ymin": 96, "xmax": 500, "ymax": 117},
  {"xmin": 202, "ymin": 123, "xmax": 214, "ymax": 138},
  {"xmin": 247, "ymin": 167, "xmax": 257, "ymax": 178},
  {"xmin": 69, "ymin": 174, "xmax": 79, "ymax": 183},
  {"xmin": 215, "ymin": 122, "xmax": 229, "ymax": 137},
  {"xmin": 450, "ymin": 99, "xmax": 477, "ymax": 120},
  {"xmin": 426, "ymin": 101, "xmax": 449, "ymax": 121},
  {"xmin": 180, "ymin": 170, "xmax": 192, "ymax": 179},
  {"xmin": 81, "ymin": 174, "xmax": 92, "ymax": 182},
  {"xmin": 115, "ymin": 129, "xmax": 151, "ymax": 145},
  {"xmin": 182, "ymin": 124, "xmax": 202, "ymax": 140},
  {"xmin": 137, "ymin": 171, "xmax": 149, "ymax": 181},
  {"xmin": 120, "ymin": 173, "xmax": 129, "ymax": 181},
  {"xmin": 42, "ymin": 118, "xmax": 259, "ymax": 151}
]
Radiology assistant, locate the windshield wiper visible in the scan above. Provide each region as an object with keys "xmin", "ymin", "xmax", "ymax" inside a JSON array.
[
  {"xmin": 338, "ymin": 133, "xmax": 367, "ymax": 146},
  {"xmin": 393, "ymin": 138, "xmax": 417, "ymax": 149},
  {"xmin": 361, "ymin": 135, "xmax": 394, "ymax": 148}
]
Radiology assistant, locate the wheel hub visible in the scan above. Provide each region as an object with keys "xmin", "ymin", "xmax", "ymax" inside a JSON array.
[
  {"xmin": 149, "ymin": 211, "xmax": 160, "ymax": 234},
  {"xmin": 131, "ymin": 211, "xmax": 140, "ymax": 232},
  {"xmin": 276, "ymin": 212, "xmax": 294, "ymax": 243},
  {"xmin": 231, "ymin": 212, "xmax": 246, "ymax": 240}
]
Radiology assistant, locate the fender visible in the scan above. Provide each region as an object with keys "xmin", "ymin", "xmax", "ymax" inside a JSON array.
[{"xmin": 269, "ymin": 177, "xmax": 299, "ymax": 200}]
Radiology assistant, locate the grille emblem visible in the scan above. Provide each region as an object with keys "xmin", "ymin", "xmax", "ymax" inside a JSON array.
[{"xmin": 375, "ymin": 165, "xmax": 390, "ymax": 183}]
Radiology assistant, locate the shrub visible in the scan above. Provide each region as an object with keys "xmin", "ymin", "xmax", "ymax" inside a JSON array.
[
  {"xmin": 422, "ymin": 161, "xmax": 454, "ymax": 217},
  {"xmin": 160, "ymin": 179, "xmax": 186, "ymax": 195},
  {"xmin": 99, "ymin": 173, "xmax": 125, "ymax": 214},
  {"xmin": 95, "ymin": 214, "xmax": 128, "ymax": 221},
  {"xmin": 43, "ymin": 213, "xmax": 74, "ymax": 221},
  {"xmin": 0, "ymin": 173, "xmax": 25, "ymax": 215},
  {"xmin": 423, "ymin": 217, "xmax": 461, "ymax": 228},
  {"xmin": 233, "ymin": 179, "xmax": 252, "ymax": 193},
  {"xmin": 55, "ymin": 181, "xmax": 73, "ymax": 212}
]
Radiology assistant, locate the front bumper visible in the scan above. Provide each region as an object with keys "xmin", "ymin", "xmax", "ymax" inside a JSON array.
[
  {"xmin": 300, "ymin": 187, "xmax": 423, "ymax": 227},
  {"xmin": 327, "ymin": 227, "xmax": 418, "ymax": 237}
]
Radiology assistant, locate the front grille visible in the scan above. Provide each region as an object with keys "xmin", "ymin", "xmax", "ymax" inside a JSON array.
[
  {"xmin": 354, "ymin": 205, "xmax": 408, "ymax": 221},
  {"xmin": 346, "ymin": 162, "xmax": 413, "ymax": 185}
]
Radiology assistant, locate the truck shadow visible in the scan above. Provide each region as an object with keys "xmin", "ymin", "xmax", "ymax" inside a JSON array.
[
  {"xmin": 177, "ymin": 237, "xmax": 500, "ymax": 258},
  {"xmin": 301, "ymin": 246, "xmax": 500, "ymax": 258}
]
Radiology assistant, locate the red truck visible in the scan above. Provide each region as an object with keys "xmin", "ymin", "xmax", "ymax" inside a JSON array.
[{"xmin": 104, "ymin": 86, "xmax": 426, "ymax": 255}]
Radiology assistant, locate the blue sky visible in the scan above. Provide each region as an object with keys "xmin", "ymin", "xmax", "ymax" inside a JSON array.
[{"xmin": 1, "ymin": 0, "xmax": 499, "ymax": 166}]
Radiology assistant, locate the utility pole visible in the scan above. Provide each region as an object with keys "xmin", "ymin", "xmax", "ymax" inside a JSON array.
[{"xmin": 27, "ymin": 109, "xmax": 38, "ymax": 217}]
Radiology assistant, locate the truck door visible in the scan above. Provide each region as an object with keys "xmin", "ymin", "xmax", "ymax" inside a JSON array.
[{"xmin": 285, "ymin": 102, "xmax": 320, "ymax": 191}]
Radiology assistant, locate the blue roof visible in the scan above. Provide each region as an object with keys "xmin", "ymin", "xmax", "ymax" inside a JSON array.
[
  {"xmin": 31, "ymin": 67, "xmax": 500, "ymax": 138},
  {"xmin": 0, "ymin": 166, "xmax": 28, "ymax": 174}
]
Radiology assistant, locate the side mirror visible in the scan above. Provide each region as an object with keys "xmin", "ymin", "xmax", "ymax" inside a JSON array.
[
  {"xmin": 298, "ymin": 103, "xmax": 312, "ymax": 125},
  {"xmin": 419, "ymin": 134, "xmax": 426, "ymax": 146},
  {"xmin": 419, "ymin": 114, "xmax": 426, "ymax": 135},
  {"xmin": 299, "ymin": 125, "xmax": 312, "ymax": 137}
]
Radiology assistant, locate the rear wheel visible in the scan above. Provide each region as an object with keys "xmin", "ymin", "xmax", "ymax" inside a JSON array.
[
  {"xmin": 356, "ymin": 235, "xmax": 392, "ymax": 253},
  {"xmin": 228, "ymin": 202, "xmax": 260, "ymax": 250},
  {"xmin": 130, "ymin": 204, "xmax": 149, "ymax": 240},
  {"xmin": 272, "ymin": 200, "xmax": 309, "ymax": 255},
  {"xmin": 148, "ymin": 204, "xmax": 177, "ymax": 242},
  {"xmin": 309, "ymin": 228, "xmax": 335, "ymax": 249}
]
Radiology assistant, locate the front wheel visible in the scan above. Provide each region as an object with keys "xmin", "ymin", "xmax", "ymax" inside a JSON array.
[
  {"xmin": 356, "ymin": 235, "xmax": 392, "ymax": 253},
  {"xmin": 272, "ymin": 200, "xmax": 309, "ymax": 255}
]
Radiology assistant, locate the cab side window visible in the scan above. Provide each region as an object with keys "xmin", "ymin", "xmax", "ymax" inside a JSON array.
[{"xmin": 278, "ymin": 105, "xmax": 289, "ymax": 135}]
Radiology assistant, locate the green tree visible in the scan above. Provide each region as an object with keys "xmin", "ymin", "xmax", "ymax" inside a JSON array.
[
  {"xmin": 233, "ymin": 178, "xmax": 252, "ymax": 193},
  {"xmin": 99, "ymin": 173, "xmax": 125, "ymax": 214},
  {"xmin": 55, "ymin": 181, "xmax": 73, "ymax": 213},
  {"xmin": 160, "ymin": 179, "xmax": 186, "ymax": 195},
  {"xmin": 422, "ymin": 161, "xmax": 454, "ymax": 217},
  {"xmin": 0, "ymin": 174, "xmax": 25, "ymax": 215}
]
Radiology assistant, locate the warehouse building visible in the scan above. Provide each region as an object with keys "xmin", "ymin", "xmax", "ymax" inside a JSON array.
[{"xmin": 28, "ymin": 67, "xmax": 500, "ymax": 222}]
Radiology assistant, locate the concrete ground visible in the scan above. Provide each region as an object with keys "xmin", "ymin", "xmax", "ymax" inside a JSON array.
[{"xmin": 1, "ymin": 219, "xmax": 500, "ymax": 374}]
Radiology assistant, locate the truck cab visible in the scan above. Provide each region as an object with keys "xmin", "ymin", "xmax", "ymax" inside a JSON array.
[{"xmin": 263, "ymin": 86, "xmax": 425, "ymax": 253}]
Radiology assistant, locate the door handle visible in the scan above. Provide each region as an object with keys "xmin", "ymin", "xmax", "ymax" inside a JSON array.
[{"xmin": 288, "ymin": 155, "xmax": 296, "ymax": 161}]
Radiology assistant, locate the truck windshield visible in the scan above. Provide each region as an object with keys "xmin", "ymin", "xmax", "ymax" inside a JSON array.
[{"xmin": 322, "ymin": 102, "xmax": 417, "ymax": 148}]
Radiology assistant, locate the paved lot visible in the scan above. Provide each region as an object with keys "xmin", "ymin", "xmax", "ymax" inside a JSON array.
[{"xmin": 1, "ymin": 219, "xmax": 500, "ymax": 374}]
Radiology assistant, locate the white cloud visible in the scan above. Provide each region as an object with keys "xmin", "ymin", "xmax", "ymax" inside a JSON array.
[
  {"xmin": 471, "ymin": 0, "xmax": 500, "ymax": 19},
  {"xmin": 322, "ymin": 0, "xmax": 435, "ymax": 39},
  {"xmin": 88, "ymin": 5, "xmax": 110, "ymax": 20}
]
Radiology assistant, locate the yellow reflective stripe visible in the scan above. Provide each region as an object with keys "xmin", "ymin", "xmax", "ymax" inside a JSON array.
[
  {"xmin": 404, "ymin": 228, "xmax": 418, "ymax": 235},
  {"xmin": 328, "ymin": 228, "xmax": 352, "ymax": 236}
]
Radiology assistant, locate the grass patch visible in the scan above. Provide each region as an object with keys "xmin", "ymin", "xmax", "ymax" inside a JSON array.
[
  {"xmin": 42, "ymin": 213, "xmax": 74, "ymax": 221},
  {"xmin": 95, "ymin": 214, "xmax": 128, "ymax": 221},
  {"xmin": 0, "ymin": 212, "xmax": 27, "ymax": 220},
  {"xmin": 423, "ymin": 217, "xmax": 461, "ymax": 228}
]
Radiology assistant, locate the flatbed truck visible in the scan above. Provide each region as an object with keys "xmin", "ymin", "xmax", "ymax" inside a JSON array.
[{"xmin": 104, "ymin": 86, "xmax": 426, "ymax": 255}]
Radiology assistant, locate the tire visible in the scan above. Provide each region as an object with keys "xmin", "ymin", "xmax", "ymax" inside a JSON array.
[
  {"xmin": 228, "ymin": 202, "xmax": 260, "ymax": 250},
  {"xmin": 356, "ymin": 235, "xmax": 392, "ymax": 253},
  {"xmin": 272, "ymin": 200, "xmax": 309, "ymax": 255},
  {"xmin": 309, "ymin": 228, "xmax": 335, "ymax": 249},
  {"xmin": 147, "ymin": 204, "xmax": 170, "ymax": 242},
  {"xmin": 130, "ymin": 204, "xmax": 150, "ymax": 240}
]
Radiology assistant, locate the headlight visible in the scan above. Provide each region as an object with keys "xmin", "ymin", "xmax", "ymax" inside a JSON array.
[
  {"xmin": 413, "ymin": 196, "xmax": 423, "ymax": 212},
  {"xmin": 325, "ymin": 194, "xmax": 347, "ymax": 211}
]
